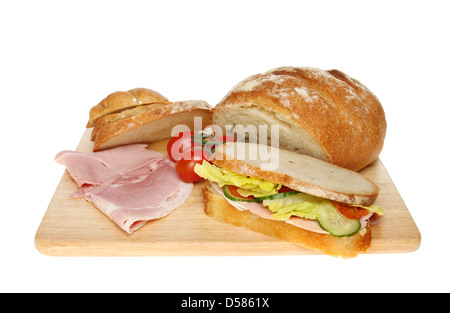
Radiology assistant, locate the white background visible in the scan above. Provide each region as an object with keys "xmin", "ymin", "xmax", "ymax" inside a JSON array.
[{"xmin": 1, "ymin": 0, "xmax": 449, "ymax": 293}]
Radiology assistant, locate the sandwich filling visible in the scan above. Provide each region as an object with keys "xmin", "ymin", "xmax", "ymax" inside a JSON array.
[{"xmin": 194, "ymin": 161, "xmax": 384, "ymax": 237}]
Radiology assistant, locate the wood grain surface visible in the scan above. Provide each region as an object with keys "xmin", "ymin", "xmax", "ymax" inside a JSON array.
[{"xmin": 35, "ymin": 129, "xmax": 421, "ymax": 256}]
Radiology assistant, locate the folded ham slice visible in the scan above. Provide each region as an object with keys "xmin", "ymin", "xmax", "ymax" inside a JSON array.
[
  {"xmin": 55, "ymin": 144, "xmax": 168, "ymax": 187},
  {"xmin": 55, "ymin": 144, "xmax": 193, "ymax": 234}
]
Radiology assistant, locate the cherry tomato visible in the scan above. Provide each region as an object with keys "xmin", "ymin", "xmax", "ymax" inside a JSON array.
[
  {"xmin": 332, "ymin": 201, "xmax": 370, "ymax": 219},
  {"xmin": 175, "ymin": 148, "xmax": 205, "ymax": 183},
  {"xmin": 226, "ymin": 185, "xmax": 255, "ymax": 200},
  {"xmin": 167, "ymin": 131, "xmax": 194, "ymax": 161}
]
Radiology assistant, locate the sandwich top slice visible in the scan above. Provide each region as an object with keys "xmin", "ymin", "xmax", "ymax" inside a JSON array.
[{"xmin": 194, "ymin": 142, "xmax": 384, "ymax": 258}]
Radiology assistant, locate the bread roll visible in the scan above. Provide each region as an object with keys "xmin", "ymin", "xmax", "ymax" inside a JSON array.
[
  {"xmin": 87, "ymin": 88, "xmax": 169, "ymax": 127},
  {"xmin": 90, "ymin": 101, "xmax": 173, "ymax": 141},
  {"xmin": 212, "ymin": 67, "xmax": 387, "ymax": 171}
]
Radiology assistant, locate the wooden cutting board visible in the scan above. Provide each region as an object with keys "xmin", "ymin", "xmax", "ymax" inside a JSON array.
[{"xmin": 35, "ymin": 129, "xmax": 421, "ymax": 256}]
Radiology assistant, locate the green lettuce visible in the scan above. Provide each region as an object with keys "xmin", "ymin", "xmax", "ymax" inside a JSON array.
[
  {"xmin": 263, "ymin": 193, "xmax": 385, "ymax": 221},
  {"xmin": 262, "ymin": 193, "xmax": 324, "ymax": 220},
  {"xmin": 193, "ymin": 161, "xmax": 281, "ymax": 198},
  {"xmin": 350, "ymin": 204, "xmax": 385, "ymax": 216}
]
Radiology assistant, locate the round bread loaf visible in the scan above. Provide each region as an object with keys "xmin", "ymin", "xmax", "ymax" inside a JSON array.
[{"xmin": 212, "ymin": 66, "xmax": 387, "ymax": 171}]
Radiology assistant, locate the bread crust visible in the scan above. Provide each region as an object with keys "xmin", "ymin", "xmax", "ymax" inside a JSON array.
[
  {"xmin": 90, "ymin": 102, "xmax": 172, "ymax": 141},
  {"xmin": 87, "ymin": 88, "xmax": 169, "ymax": 127},
  {"xmin": 212, "ymin": 67, "xmax": 387, "ymax": 171},
  {"xmin": 202, "ymin": 181, "xmax": 371, "ymax": 258},
  {"xmin": 92, "ymin": 100, "xmax": 212, "ymax": 151},
  {"xmin": 213, "ymin": 157, "xmax": 378, "ymax": 206},
  {"xmin": 212, "ymin": 142, "xmax": 379, "ymax": 206}
]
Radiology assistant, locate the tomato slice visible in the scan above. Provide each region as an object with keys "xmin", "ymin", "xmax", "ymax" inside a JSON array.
[
  {"xmin": 332, "ymin": 201, "xmax": 370, "ymax": 219},
  {"xmin": 278, "ymin": 186, "xmax": 295, "ymax": 193},
  {"xmin": 226, "ymin": 185, "xmax": 255, "ymax": 200}
]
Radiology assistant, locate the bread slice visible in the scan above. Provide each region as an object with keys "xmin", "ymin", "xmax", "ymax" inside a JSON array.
[
  {"xmin": 202, "ymin": 181, "xmax": 371, "ymax": 258},
  {"xmin": 92, "ymin": 100, "xmax": 212, "ymax": 151},
  {"xmin": 212, "ymin": 66, "xmax": 387, "ymax": 171},
  {"xmin": 212, "ymin": 142, "xmax": 379, "ymax": 206},
  {"xmin": 87, "ymin": 88, "xmax": 169, "ymax": 127},
  {"xmin": 90, "ymin": 102, "xmax": 172, "ymax": 141}
]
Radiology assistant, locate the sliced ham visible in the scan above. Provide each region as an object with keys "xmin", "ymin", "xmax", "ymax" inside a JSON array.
[
  {"xmin": 55, "ymin": 144, "xmax": 167, "ymax": 187},
  {"xmin": 55, "ymin": 144, "xmax": 193, "ymax": 234}
]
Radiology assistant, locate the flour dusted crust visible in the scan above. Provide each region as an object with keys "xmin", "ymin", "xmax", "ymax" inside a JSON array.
[
  {"xmin": 92, "ymin": 100, "xmax": 212, "ymax": 151},
  {"xmin": 212, "ymin": 67, "xmax": 387, "ymax": 171},
  {"xmin": 90, "ymin": 102, "xmax": 173, "ymax": 141},
  {"xmin": 202, "ymin": 181, "xmax": 371, "ymax": 258},
  {"xmin": 86, "ymin": 88, "xmax": 212, "ymax": 151},
  {"xmin": 87, "ymin": 88, "xmax": 169, "ymax": 127}
]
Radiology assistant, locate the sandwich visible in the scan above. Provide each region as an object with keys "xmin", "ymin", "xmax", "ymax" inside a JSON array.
[{"xmin": 195, "ymin": 141, "xmax": 384, "ymax": 258}]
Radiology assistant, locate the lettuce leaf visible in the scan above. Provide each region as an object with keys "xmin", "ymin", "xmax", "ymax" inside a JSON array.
[
  {"xmin": 262, "ymin": 193, "xmax": 324, "ymax": 220},
  {"xmin": 263, "ymin": 193, "xmax": 385, "ymax": 220},
  {"xmin": 350, "ymin": 204, "xmax": 385, "ymax": 216},
  {"xmin": 193, "ymin": 161, "xmax": 281, "ymax": 198}
]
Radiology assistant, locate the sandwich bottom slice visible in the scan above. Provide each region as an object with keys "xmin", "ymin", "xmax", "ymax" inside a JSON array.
[
  {"xmin": 202, "ymin": 181, "xmax": 371, "ymax": 259},
  {"xmin": 195, "ymin": 142, "xmax": 384, "ymax": 258}
]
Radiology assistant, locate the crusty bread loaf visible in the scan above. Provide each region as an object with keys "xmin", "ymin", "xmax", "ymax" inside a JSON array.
[
  {"xmin": 212, "ymin": 142, "xmax": 379, "ymax": 206},
  {"xmin": 92, "ymin": 100, "xmax": 212, "ymax": 151},
  {"xmin": 212, "ymin": 66, "xmax": 387, "ymax": 171},
  {"xmin": 202, "ymin": 181, "xmax": 371, "ymax": 258},
  {"xmin": 87, "ymin": 88, "xmax": 169, "ymax": 127}
]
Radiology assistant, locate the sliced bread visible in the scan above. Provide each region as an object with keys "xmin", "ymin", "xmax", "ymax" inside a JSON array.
[
  {"xmin": 93, "ymin": 100, "xmax": 212, "ymax": 151},
  {"xmin": 90, "ymin": 102, "xmax": 172, "ymax": 141},
  {"xmin": 212, "ymin": 141, "xmax": 379, "ymax": 206}
]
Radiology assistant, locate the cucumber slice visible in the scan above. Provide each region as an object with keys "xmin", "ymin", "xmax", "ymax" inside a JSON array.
[
  {"xmin": 223, "ymin": 185, "xmax": 258, "ymax": 202},
  {"xmin": 316, "ymin": 201, "xmax": 361, "ymax": 237},
  {"xmin": 255, "ymin": 190, "xmax": 299, "ymax": 201}
]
